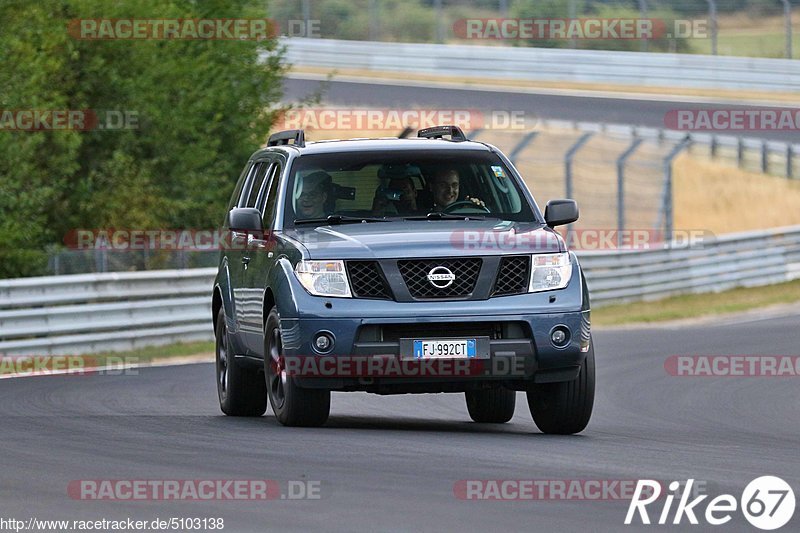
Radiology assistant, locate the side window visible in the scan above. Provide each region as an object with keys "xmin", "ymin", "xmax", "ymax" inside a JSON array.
[
  {"xmin": 254, "ymin": 161, "xmax": 276, "ymax": 211},
  {"xmin": 228, "ymin": 161, "xmax": 254, "ymax": 212},
  {"xmin": 244, "ymin": 161, "xmax": 271, "ymax": 208},
  {"xmin": 261, "ymin": 162, "xmax": 283, "ymax": 228},
  {"xmin": 235, "ymin": 162, "xmax": 259, "ymax": 208}
]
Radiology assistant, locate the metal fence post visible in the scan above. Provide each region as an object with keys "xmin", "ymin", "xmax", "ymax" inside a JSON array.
[
  {"xmin": 434, "ymin": 0, "xmax": 444, "ymax": 43},
  {"xmin": 762, "ymin": 141, "xmax": 769, "ymax": 174},
  {"xmin": 660, "ymin": 136, "xmax": 692, "ymax": 245},
  {"xmin": 302, "ymin": 0, "xmax": 311, "ymax": 32},
  {"xmin": 508, "ymin": 131, "xmax": 539, "ymax": 165},
  {"xmin": 369, "ymin": 0, "xmax": 379, "ymax": 41},
  {"xmin": 706, "ymin": 0, "xmax": 718, "ymax": 55},
  {"xmin": 100, "ymin": 248, "xmax": 108, "ymax": 273},
  {"xmin": 638, "ymin": 0, "xmax": 649, "ymax": 52},
  {"xmin": 564, "ymin": 132, "xmax": 594, "ymax": 199},
  {"xmin": 737, "ymin": 137, "xmax": 745, "ymax": 168},
  {"xmin": 710, "ymin": 135, "xmax": 718, "ymax": 158},
  {"xmin": 788, "ymin": 144, "xmax": 795, "ymax": 179},
  {"xmin": 782, "ymin": 0, "xmax": 793, "ymax": 59},
  {"xmin": 616, "ymin": 138, "xmax": 645, "ymax": 247},
  {"xmin": 569, "ymin": 0, "xmax": 578, "ymax": 49}
]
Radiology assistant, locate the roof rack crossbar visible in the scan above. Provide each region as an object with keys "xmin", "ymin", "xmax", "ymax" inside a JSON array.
[
  {"xmin": 268, "ymin": 129, "xmax": 305, "ymax": 148},
  {"xmin": 417, "ymin": 125, "xmax": 468, "ymax": 142}
]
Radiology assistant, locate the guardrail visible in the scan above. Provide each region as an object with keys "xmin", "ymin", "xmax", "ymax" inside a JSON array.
[
  {"xmin": 2, "ymin": 226, "xmax": 800, "ymax": 356},
  {"xmin": 283, "ymin": 38, "xmax": 800, "ymax": 92},
  {"xmin": 580, "ymin": 226, "xmax": 800, "ymax": 305},
  {"xmin": 0, "ymin": 269, "xmax": 216, "ymax": 356}
]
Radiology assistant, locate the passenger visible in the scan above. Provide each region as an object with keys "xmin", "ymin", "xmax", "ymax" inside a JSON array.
[
  {"xmin": 372, "ymin": 176, "xmax": 420, "ymax": 216},
  {"xmin": 296, "ymin": 171, "xmax": 331, "ymax": 219}
]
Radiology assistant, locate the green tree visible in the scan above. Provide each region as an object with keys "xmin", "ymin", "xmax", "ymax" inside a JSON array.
[{"xmin": 0, "ymin": 0, "xmax": 286, "ymax": 277}]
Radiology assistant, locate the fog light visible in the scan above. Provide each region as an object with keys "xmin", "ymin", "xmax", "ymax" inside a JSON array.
[
  {"xmin": 550, "ymin": 327, "xmax": 570, "ymax": 348},
  {"xmin": 313, "ymin": 332, "xmax": 334, "ymax": 353}
]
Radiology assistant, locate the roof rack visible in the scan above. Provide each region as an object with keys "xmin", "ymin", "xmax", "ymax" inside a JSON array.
[
  {"xmin": 268, "ymin": 129, "xmax": 305, "ymax": 148},
  {"xmin": 417, "ymin": 125, "xmax": 468, "ymax": 142}
]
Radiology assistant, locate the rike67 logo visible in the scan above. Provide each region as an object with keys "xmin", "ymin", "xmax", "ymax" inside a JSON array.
[{"xmin": 626, "ymin": 477, "xmax": 795, "ymax": 530}]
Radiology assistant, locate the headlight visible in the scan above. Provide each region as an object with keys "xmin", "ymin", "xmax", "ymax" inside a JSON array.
[
  {"xmin": 529, "ymin": 252, "xmax": 572, "ymax": 292},
  {"xmin": 295, "ymin": 260, "xmax": 352, "ymax": 297}
]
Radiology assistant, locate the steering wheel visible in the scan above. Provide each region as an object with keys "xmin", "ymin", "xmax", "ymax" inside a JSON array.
[{"xmin": 442, "ymin": 200, "xmax": 491, "ymax": 214}]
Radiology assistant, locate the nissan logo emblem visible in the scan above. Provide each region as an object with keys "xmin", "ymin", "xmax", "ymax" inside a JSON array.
[{"xmin": 427, "ymin": 266, "xmax": 455, "ymax": 289}]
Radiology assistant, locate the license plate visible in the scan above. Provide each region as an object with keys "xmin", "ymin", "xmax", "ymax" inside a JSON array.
[{"xmin": 412, "ymin": 339, "xmax": 477, "ymax": 359}]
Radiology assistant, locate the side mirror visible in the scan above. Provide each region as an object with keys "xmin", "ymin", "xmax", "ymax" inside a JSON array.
[
  {"xmin": 544, "ymin": 199, "xmax": 579, "ymax": 228},
  {"xmin": 227, "ymin": 207, "xmax": 263, "ymax": 233}
]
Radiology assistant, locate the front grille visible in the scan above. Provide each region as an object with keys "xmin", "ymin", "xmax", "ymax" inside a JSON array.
[
  {"xmin": 398, "ymin": 258, "xmax": 482, "ymax": 299},
  {"xmin": 492, "ymin": 255, "xmax": 530, "ymax": 296},
  {"xmin": 379, "ymin": 322, "xmax": 499, "ymax": 341},
  {"xmin": 346, "ymin": 261, "xmax": 392, "ymax": 300},
  {"xmin": 359, "ymin": 321, "xmax": 531, "ymax": 342}
]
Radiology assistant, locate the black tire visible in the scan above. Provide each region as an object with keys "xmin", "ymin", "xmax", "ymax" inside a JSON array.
[
  {"xmin": 527, "ymin": 342, "xmax": 595, "ymax": 435},
  {"xmin": 465, "ymin": 387, "xmax": 516, "ymax": 423},
  {"xmin": 215, "ymin": 308, "xmax": 267, "ymax": 416},
  {"xmin": 264, "ymin": 307, "xmax": 330, "ymax": 427}
]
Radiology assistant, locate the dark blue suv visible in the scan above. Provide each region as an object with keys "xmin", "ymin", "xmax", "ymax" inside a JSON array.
[{"xmin": 212, "ymin": 126, "xmax": 594, "ymax": 434}]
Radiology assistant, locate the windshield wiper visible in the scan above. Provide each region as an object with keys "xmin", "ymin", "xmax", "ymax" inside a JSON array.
[
  {"xmin": 403, "ymin": 212, "xmax": 490, "ymax": 221},
  {"xmin": 294, "ymin": 214, "xmax": 390, "ymax": 225}
]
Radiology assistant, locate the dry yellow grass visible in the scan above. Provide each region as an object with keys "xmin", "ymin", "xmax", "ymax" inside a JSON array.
[
  {"xmin": 282, "ymin": 126, "xmax": 800, "ymax": 234},
  {"xmin": 673, "ymin": 154, "xmax": 800, "ymax": 233}
]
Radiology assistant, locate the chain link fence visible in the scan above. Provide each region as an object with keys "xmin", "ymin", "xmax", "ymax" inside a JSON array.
[
  {"xmin": 38, "ymin": 119, "xmax": 797, "ymax": 276},
  {"xmin": 46, "ymin": 249, "xmax": 218, "ymax": 276}
]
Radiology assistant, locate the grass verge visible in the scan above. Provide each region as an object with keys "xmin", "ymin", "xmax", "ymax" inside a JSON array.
[
  {"xmin": 0, "ymin": 341, "xmax": 214, "ymax": 376},
  {"xmin": 593, "ymin": 279, "xmax": 800, "ymax": 327},
  {"xmin": 88, "ymin": 341, "xmax": 215, "ymax": 363}
]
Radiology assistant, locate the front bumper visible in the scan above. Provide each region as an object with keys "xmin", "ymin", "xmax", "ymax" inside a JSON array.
[{"xmin": 272, "ymin": 255, "xmax": 591, "ymax": 392}]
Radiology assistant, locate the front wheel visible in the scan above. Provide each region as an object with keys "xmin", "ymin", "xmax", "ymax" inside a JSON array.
[
  {"xmin": 527, "ymin": 341, "xmax": 595, "ymax": 435},
  {"xmin": 264, "ymin": 307, "xmax": 330, "ymax": 427},
  {"xmin": 215, "ymin": 308, "xmax": 267, "ymax": 416}
]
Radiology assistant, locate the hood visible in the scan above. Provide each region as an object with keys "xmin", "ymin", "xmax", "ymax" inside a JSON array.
[{"xmin": 283, "ymin": 220, "xmax": 564, "ymax": 259}]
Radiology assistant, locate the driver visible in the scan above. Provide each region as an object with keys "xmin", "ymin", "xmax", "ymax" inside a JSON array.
[{"xmin": 428, "ymin": 168, "xmax": 485, "ymax": 211}]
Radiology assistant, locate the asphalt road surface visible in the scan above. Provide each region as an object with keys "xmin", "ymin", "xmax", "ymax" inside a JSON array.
[
  {"xmin": 283, "ymin": 76, "xmax": 799, "ymax": 143},
  {"xmin": 2, "ymin": 308, "xmax": 798, "ymax": 532}
]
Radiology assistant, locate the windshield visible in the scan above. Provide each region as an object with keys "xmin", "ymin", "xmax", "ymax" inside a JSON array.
[{"xmin": 284, "ymin": 149, "xmax": 537, "ymax": 227}]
